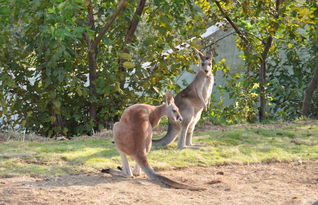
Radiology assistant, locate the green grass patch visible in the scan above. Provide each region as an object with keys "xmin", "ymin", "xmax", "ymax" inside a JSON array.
[{"xmin": 0, "ymin": 121, "xmax": 317, "ymax": 177}]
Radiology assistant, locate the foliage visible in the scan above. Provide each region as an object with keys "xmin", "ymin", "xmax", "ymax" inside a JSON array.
[
  {"xmin": 267, "ymin": 1, "xmax": 318, "ymax": 120},
  {"xmin": 202, "ymin": 0, "xmax": 318, "ymax": 123},
  {"xmin": 1, "ymin": 0, "xmax": 317, "ymax": 135},
  {"xmin": 202, "ymin": 59, "xmax": 258, "ymax": 124},
  {"xmin": 1, "ymin": 121, "xmax": 317, "ymax": 176},
  {"xmin": 0, "ymin": 0, "xmax": 213, "ymax": 137}
]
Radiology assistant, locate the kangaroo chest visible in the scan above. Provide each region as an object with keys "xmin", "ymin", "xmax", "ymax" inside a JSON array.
[{"xmin": 201, "ymin": 75, "xmax": 214, "ymax": 103}]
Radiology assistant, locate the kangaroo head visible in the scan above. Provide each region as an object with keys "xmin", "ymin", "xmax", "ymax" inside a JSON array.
[
  {"xmin": 165, "ymin": 92, "xmax": 183, "ymax": 122},
  {"xmin": 195, "ymin": 49, "xmax": 213, "ymax": 77}
]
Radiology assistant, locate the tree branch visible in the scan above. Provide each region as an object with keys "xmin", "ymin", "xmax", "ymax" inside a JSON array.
[
  {"xmin": 125, "ymin": 0, "xmax": 147, "ymax": 43},
  {"xmin": 214, "ymin": 0, "xmax": 248, "ymax": 43},
  {"xmin": 203, "ymin": 31, "xmax": 236, "ymax": 50},
  {"xmin": 94, "ymin": 0, "xmax": 127, "ymax": 47},
  {"xmin": 119, "ymin": 0, "xmax": 147, "ymax": 90},
  {"xmin": 275, "ymin": 0, "xmax": 281, "ymax": 18},
  {"xmin": 85, "ymin": 0, "xmax": 96, "ymax": 49},
  {"xmin": 261, "ymin": 37, "xmax": 273, "ymax": 60},
  {"xmin": 87, "ymin": 0, "xmax": 96, "ymax": 32}
]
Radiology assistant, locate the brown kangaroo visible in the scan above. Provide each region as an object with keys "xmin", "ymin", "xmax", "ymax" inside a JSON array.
[{"xmin": 104, "ymin": 92, "xmax": 204, "ymax": 191}]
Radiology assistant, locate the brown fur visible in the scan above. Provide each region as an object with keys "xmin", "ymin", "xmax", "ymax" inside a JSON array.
[{"xmin": 106, "ymin": 93, "xmax": 204, "ymax": 191}]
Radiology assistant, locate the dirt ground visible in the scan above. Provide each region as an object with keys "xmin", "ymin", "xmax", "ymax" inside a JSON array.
[{"xmin": 0, "ymin": 160, "xmax": 317, "ymax": 205}]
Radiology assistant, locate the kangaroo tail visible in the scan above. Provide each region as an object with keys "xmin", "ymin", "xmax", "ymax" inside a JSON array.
[
  {"xmin": 136, "ymin": 156, "xmax": 204, "ymax": 191},
  {"xmin": 152, "ymin": 121, "xmax": 181, "ymax": 146}
]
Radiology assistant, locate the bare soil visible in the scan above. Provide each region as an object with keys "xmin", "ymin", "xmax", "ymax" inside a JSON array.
[{"xmin": 1, "ymin": 160, "xmax": 317, "ymax": 205}]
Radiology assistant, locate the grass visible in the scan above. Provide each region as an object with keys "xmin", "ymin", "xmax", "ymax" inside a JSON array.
[{"xmin": 0, "ymin": 121, "xmax": 317, "ymax": 177}]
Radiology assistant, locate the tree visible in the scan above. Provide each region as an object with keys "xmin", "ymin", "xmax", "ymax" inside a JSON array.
[
  {"xmin": 0, "ymin": 0, "xmax": 212, "ymax": 136},
  {"xmin": 213, "ymin": 0, "xmax": 284, "ymax": 121},
  {"xmin": 84, "ymin": 0, "xmax": 127, "ymax": 124},
  {"xmin": 267, "ymin": 0, "xmax": 318, "ymax": 119},
  {"xmin": 197, "ymin": 0, "xmax": 317, "ymax": 122}
]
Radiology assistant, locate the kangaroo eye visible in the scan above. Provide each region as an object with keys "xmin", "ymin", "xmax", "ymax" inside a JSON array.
[{"xmin": 173, "ymin": 109, "xmax": 177, "ymax": 113}]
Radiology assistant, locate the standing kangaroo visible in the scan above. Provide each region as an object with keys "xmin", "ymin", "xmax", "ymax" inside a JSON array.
[
  {"xmin": 104, "ymin": 92, "xmax": 204, "ymax": 191},
  {"xmin": 153, "ymin": 49, "xmax": 214, "ymax": 149}
]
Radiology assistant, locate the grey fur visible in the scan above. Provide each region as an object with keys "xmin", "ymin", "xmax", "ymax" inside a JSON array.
[{"xmin": 153, "ymin": 49, "xmax": 214, "ymax": 149}]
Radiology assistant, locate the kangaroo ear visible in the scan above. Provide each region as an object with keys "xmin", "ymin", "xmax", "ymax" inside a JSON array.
[
  {"xmin": 194, "ymin": 48, "xmax": 205, "ymax": 60},
  {"xmin": 206, "ymin": 49, "xmax": 213, "ymax": 60},
  {"xmin": 166, "ymin": 91, "xmax": 174, "ymax": 105}
]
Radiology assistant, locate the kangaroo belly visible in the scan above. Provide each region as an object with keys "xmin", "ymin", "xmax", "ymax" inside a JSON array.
[
  {"xmin": 202, "ymin": 79, "xmax": 214, "ymax": 102},
  {"xmin": 114, "ymin": 121, "xmax": 151, "ymax": 156}
]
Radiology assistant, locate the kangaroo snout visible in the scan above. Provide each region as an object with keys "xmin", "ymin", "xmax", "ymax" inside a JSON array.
[{"xmin": 177, "ymin": 116, "xmax": 183, "ymax": 122}]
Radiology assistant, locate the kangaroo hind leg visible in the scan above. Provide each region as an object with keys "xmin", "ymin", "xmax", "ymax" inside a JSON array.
[
  {"xmin": 102, "ymin": 150, "xmax": 133, "ymax": 178},
  {"xmin": 177, "ymin": 107, "xmax": 194, "ymax": 149},
  {"xmin": 133, "ymin": 163, "xmax": 141, "ymax": 176},
  {"xmin": 186, "ymin": 110, "xmax": 202, "ymax": 146},
  {"xmin": 177, "ymin": 122, "xmax": 191, "ymax": 149},
  {"xmin": 186, "ymin": 121, "xmax": 195, "ymax": 147},
  {"xmin": 119, "ymin": 151, "xmax": 133, "ymax": 177}
]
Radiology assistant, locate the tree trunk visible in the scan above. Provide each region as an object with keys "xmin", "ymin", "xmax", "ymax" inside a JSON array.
[
  {"xmin": 302, "ymin": 64, "xmax": 318, "ymax": 116},
  {"xmin": 55, "ymin": 113, "xmax": 65, "ymax": 134},
  {"xmin": 86, "ymin": 0, "xmax": 98, "ymax": 123},
  {"xmin": 259, "ymin": 36, "xmax": 273, "ymax": 121},
  {"xmin": 88, "ymin": 46, "xmax": 98, "ymax": 122},
  {"xmin": 259, "ymin": 60, "xmax": 266, "ymax": 121},
  {"xmin": 258, "ymin": 0, "xmax": 280, "ymax": 121}
]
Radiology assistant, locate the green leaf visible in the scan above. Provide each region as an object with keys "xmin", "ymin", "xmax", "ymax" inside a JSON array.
[
  {"xmin": 118, "ymin": 52, "xmax": 132, "ymax": 60},
  {"xmin": 123, "ymin": 62, "xmax": 135, "ymax": 69},
  {"xmin": 53, "ymin": 100, "xmax": 61, "ymax": 109}
]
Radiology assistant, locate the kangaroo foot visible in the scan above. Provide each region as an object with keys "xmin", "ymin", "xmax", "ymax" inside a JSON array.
[
  {"xmin": 101, "ymin": 168, "xmax": 133, "ymax": 178},
  {"xmin": 177, "ymin": 144, "xmax": 187, "ymax": 149},
  {"xmin": 188, "ymin": 144, "xmax": 203, "ymax": 150},
  {"xmin": 177, "ymin": 140, "xmax": 187, "ymax": 149},
  {"xmin": 188, "ymin": 143, "xmax": 206, "ymax": 149},
  {"xmin": 186, "ymin": 141, "xmax": 193, "ymax": 146},
  {"xmin": 177, "ymin": 144, "xmax": 204, "ymax": 150},
  {"xmin": 133, "ymin": 167, "xmax": 141, "ymax": 176}
]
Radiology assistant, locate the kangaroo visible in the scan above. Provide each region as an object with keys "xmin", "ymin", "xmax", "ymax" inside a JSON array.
[
  {"xmin": 103, "ymin": 92, "xmax": 204, "ymax": 191},
  {"xmin": 153, "ymin": 49, "xmax": 214, "ymax": 149}
]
